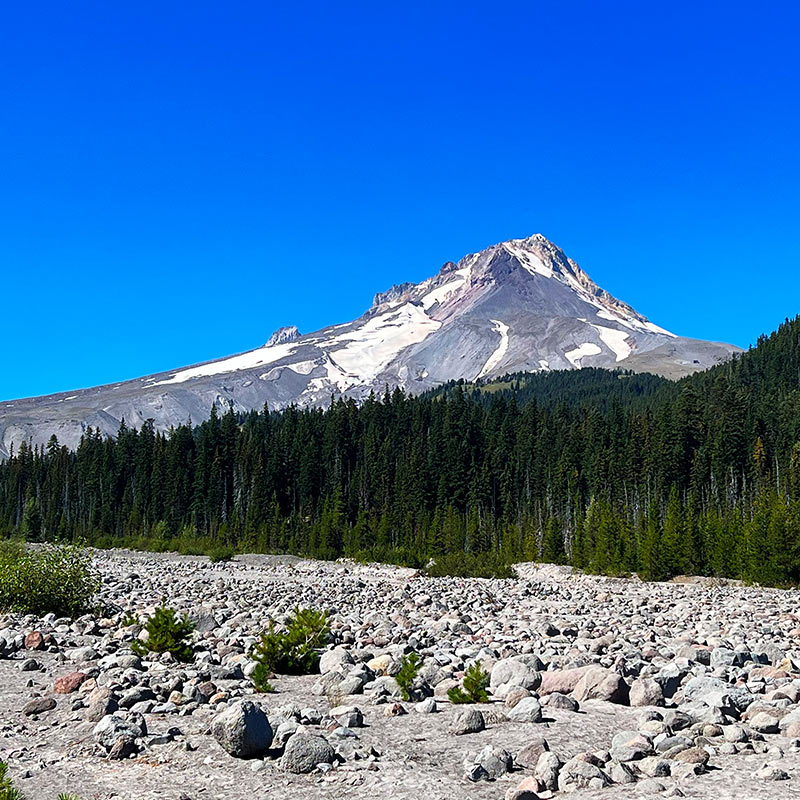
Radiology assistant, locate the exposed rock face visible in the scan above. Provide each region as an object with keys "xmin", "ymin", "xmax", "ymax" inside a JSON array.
[
  {"xmin": 265, "ymin": 326, "xmax": 301, "ymax": 347},
  {"xmin": 0, "ymin": 234, "xmax": 740, "ymax": 456}
]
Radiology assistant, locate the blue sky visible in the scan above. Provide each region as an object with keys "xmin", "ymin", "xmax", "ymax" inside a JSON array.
[{"xmin": 2, "ymin": 1, "xmax": 798, "ymax": 400}]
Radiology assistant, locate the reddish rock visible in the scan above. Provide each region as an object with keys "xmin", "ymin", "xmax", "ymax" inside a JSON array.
[
  {"xmin": 505, "ymin": 776, "xmax": 542, "ymax": 800},
  {"xmin": 54, "ymin": 672, "xmax": 88, "ymax": 694},
  {"xmin": 750, "ymin": 666, "xmax": 790, "ymax": 680},
  {"xmin": 538, "ymin": 667, "xmax": 590, "ymax": 695},
  {"xmin": 24, "ymin": 631, "xmax": 45, "ymax": 651},
  {"xmin": 572, "ymin": 667, "xmax": 630, "ymax": 705}
]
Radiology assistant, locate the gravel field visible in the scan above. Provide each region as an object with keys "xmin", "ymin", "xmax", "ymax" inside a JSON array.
[{"xmin": 2, "ymin": 550, "xmax": 800, "ymax": 799}]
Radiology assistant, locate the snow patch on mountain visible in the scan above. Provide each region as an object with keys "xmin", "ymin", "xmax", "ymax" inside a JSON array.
[
  {"xmin": 565, "ymin": 342, "xmax": 602, "ymax": 367},
  {"xmin": 327, "ymin": 303, "xmax": 441, "ymax": 380},
  {"xmin": 503, "ymin": 241, "xmax": 553, "ymax": 278},
  {"xmin": 477, "ymin": 320, "xmax": 510, "ymax": 379},
  {"xmin": 154, "ymin": 342, "xmax": 299, "ymax": 385},
  {"xmin": 591, "ymin": 324, "xmax": 632, "ymax": 362},
  {"xmin": 420, "ymin": 267, "xmax": 471, "ymax": 309}
]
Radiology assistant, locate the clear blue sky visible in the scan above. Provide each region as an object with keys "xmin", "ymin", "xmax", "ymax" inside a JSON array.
[{"xmin": 2, "ymin": 1, "xmax": 798, "ymax": 400}]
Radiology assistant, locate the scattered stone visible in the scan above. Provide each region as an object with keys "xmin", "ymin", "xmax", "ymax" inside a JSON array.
[
  {"xmin": 212, "ymin": 700, "xmax": 273, "ymax": 758},
  {"xmin": 53, "ymin": 672, "xmax": 88, "ymax": 694},
  {"xmin": 630, "ymin": 677, "xmax": 665, "ymax": 707},
  {"xmin": 507, "ymin": 696, "xmax": 543, "ymax": 723},
  {"xmin": 557, "ymin": 755, "xmax": 610, "ymax": 791},
  {"xmin": 449, "ymin": 708, "xmax": 485, "ymax": 735},
  {"xmin": 280, "ymin": 733, "xmax": 336, "ymax": 773},
  {"xmin": 515, "ymin": 735, "xmax": 549, "ymax": 769},
  {"xmin": 505, "ymin": 776, "xmax": 542, "ymax": 800},
  {"xmin": 757, "ymin": 764, "xmax": 790, "ymax": 781},
  {"xmin": 22, "ymin": 696, "xmax": 56, "ymax": 716},
  {"xmin": 572, "ymin": 667, "xmax": 629, "ymax": 705}
]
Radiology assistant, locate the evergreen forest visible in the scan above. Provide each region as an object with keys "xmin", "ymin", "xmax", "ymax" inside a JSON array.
[{"xmin": 3, "ymin": 316, "xmax": 800, "ymax": 586}]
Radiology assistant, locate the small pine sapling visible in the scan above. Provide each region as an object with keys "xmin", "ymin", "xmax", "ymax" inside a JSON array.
[
  {"xmin": 447, "ymin": 660, "xmax": 490, "ymax": 704},
  {"xmin": 395, "ymin": 652, "xmax": 421, "ymax": 701},
  {"xmin": 250, "ymin": 607, "xmax": 330, "ymax": 690},
  {"xmin": 131, "ymin": 603, "xmax": 194, "ymax": 663},
  {"xmin": 0, "ymin": 761, "xmax": 23, "ymax": 800}
]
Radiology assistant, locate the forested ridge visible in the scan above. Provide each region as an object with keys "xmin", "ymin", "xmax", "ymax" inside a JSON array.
[{"xmin": 3, "ymin": 316, "xmax": 800, "ymax": 585}]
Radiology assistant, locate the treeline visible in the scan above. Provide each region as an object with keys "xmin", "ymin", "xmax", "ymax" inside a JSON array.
[{"xmin": 2, "ymin": 317, "xmax": 800, "ymax": 585}]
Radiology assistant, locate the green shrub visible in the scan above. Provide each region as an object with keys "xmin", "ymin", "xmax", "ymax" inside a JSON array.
[
  {"xmin": 0, "ymin": 542, "xmax": 100, "ymax": 617},
  {"xmin": 207, "ymin": 546, "xmax": 234, "ymax": 563},
  {"xmin": 250, "ymin": 607, "xmax": 329, "ymax": 690},
  {"xmin": 58, "ymin": 795, "xmax": 82, "ymax": 800},
  {"xmin": 425, "ymin": 552, "xmax": 516, "ymax": 579},
  {"xmin": 0, "ymin": 761, "xmax": 23, "ymax": 800},
  {"xmin": 395, "ymin": 652, "xmax": 422, "ymax": 701},
  {"xmin": 120, "ymin": 611, "xmax": 138, "ymax": 627},
  {"xmin": 131, "ymin": 604, "xmax": 194, "ymax": 662},
  {"xmin": 447, "ymin": 661, "xmax": 490, "ymax": 704}
]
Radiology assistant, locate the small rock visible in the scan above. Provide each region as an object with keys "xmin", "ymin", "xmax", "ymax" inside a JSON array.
[
  {"xmin": 450, "ymin": 708, "xmax": 485, "ymax": 735},
  {"xmin": 54, "ymin": 672, "xmax": 88, "ymax": 694},
  {"xmin": 22, "ymin": 696, "xmax": 56, "ymax": 716},
  {"xmin": 280, "ymin": 733, "xmax": 336, "ymax": 773}
]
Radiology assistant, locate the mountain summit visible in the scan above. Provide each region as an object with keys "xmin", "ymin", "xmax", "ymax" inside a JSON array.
[{"xmin": 0, "ymin": 234, "xmax": 739, "ymax": 455}]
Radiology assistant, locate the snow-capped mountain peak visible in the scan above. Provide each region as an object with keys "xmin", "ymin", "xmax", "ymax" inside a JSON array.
[{"xmin": 0, "ymin": 233, "xmax": 740, "ymax": 456}]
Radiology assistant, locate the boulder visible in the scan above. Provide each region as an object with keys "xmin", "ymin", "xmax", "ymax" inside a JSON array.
[
  {"xmin": 557, "ymin": 756, "xmax": 610, "ymax": 792},
  {"xmin": 507, "ymin": 696, "xmax": 543, "ymax": 723},
  {"xmin": 280, "ymin": 732, "xmax": 336, "ymax": 773},
  {"xmin": 467, "ymin": 745, "xmax": 513, "ymax": 781},
  {"xmin": 542, "ymin": 692, "xmax": 580, "ymax": 712},
  {"xmin": 534, "ymin": 751, "xmax": 562, "ymax": 790},
  {"xmin": 490, "ymin": 657, "xmax": 542, "ymax": 699},
  {"xmin": 505, "ymin": 776, "xmax": 542, "ymax": 800},
  {"xmin": 539, "ymin": 667, "xmax": 589, "ymax": 696},
  {"xmin": 450, "ymin": 708, "xmax": 485, "ymax": 735},
  {"xmin": 572, "ymin": 667, "xmax": 629, "ymax": 705},
  {"xmin": 629, "ymin": 678, "xmax": 664, "ymax": 707},
  {"xmin": 515, "ymin": 735, "xmax": 549, "ymax": 769},
  {"xmin": 22, "ymin": 696, "xmax": 56, "ymax": 716},
  {"xmin": 93, "ymin": 714, "xmax": 145, "ymax": 758},
  {"xmin": 329, "ymin": 705, "xmax": 363, "ymax": 728},
  {"xmin": 54, "ymin": 672, "xmax": 88, "ymax": 694},
  {"xmin": 212, "ymin": 700, "xmax": 273, "ymax": 758},
  {"xmin": 320, "ymin": 647, "xmax": 354, "ymax": 675}
]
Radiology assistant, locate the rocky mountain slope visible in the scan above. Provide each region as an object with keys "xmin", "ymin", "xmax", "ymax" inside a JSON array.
[{"xmin": 0, "ymin": 234, "xmax": 739, "ymax": 455}]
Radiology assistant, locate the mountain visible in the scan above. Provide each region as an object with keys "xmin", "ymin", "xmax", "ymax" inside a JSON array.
[{"xmin": 0, "ymin": 233, "xmax": 739, "ymax": 456}]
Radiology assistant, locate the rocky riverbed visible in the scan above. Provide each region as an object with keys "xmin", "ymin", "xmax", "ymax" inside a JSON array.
[{"xmin": 2, "ymin": 550, "xmax": 800, "ymax": 799}]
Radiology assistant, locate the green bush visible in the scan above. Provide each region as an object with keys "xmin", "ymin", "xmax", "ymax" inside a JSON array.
[
  {"xmin": 207, "ymin": 546, "xmax": 234, "ymax": 563},
  {"xmin": 131, "ymin": 604, "xmax": 194, "ymax": 662},
  {"xmin": 395, "ymin": 652, "xmax": 422, "ymax": 701},
  {"xmin": 425, "ymin": 552, "xmax": 516, "ymax": 579},
  {"xmin": 251, "ymin": 607, "xmax": 329, "ymax": 690},
  {"xmin": 0, "ymin": 761, "xmax": 23, "ymax": 800},
  {"xmin": 447, "ymin": 661, "xmax": 490, "ymax": 704},
  {"xmin": 0, "ymin": 542, "xmax": 100, "ymax": 617}
]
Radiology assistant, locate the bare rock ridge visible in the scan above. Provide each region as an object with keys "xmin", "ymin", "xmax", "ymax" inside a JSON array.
[
  {"xmin": 0, "ymin": 233, "xmax": 740, "ymax": 455},
  {"xmin": 265, "ymin": 326, "xmax": 301, "ymax": 347}
]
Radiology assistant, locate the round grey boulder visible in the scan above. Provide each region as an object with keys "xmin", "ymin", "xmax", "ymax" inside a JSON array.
[
  {"xmin": 491, "ymin": 657, "xmax": 542, "ymax": 699},
  {"xmin": 507, "ymin": 696, "xmax": 543, "ymax": 723},
  {"xmin": 280, "ymin": 732, "xmax": 336, "ymax": 773},
  {"xmin": 450, "ymin": 708, "xmax": 485, "ymax": 735},
  {"xmin": 212, "ymin": 700, "xmax": 273, "ymax": 758}
]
